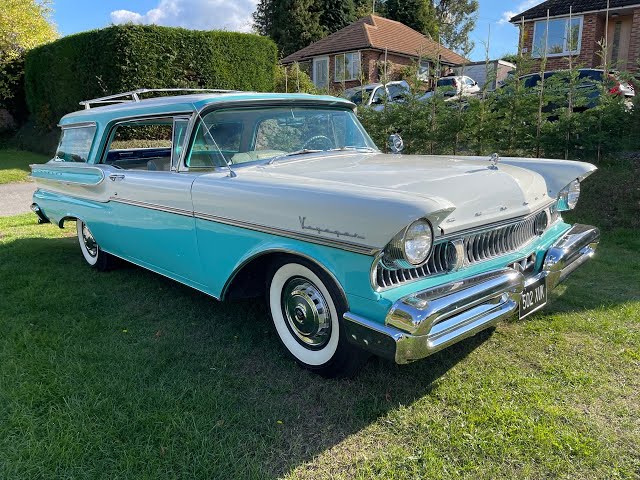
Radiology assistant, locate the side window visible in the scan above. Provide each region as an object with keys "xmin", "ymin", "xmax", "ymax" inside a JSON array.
[
  {"xmin": 186, "ymin": 120, "xmax": 243, "ymax": 168},
  {"xmin": 103, "ymin": 120, "xmax": 174, "ymax": 171},
  {"xmin": 371, "ymin": 87, "xmax": 385, "ymax": 104},
  {"xmin": 55, "ymin": 125, "xmax": 96, "ymax": 163}
]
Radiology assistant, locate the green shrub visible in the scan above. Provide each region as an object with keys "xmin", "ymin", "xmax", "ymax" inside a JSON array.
[{"xmin": 24, "ymin": 25, "xmax": 278, "ymax": 127}]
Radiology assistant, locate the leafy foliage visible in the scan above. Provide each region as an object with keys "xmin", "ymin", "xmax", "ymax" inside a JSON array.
[
  {"xmin": 385, "ymin": 0, "xmax": 438, "ymax": 38},
  {"xmin": 0, "ymin": 0, "xmax": 57, "ymax": 124},
  {"xmin": 24, "ymin": 25, "xmax": 277, "ymax": 128},
  {"xmin": 253, "ymin": 0, "xmax": 324, "ymax": 57},
  {"xmin": 358, "ymin": 65, "xmax": 640, "ymax": 160},
  {"xmin": 274, "ymin": 63, "xmax": 317, "ymax": 93}
]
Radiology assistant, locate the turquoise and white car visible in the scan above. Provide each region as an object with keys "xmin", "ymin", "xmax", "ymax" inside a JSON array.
[{"xmin": 31, "ymin": 89, "xmax": 600, "ymax": 377}]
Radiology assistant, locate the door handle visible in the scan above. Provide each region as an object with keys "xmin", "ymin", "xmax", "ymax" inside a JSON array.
[{"xmin": 109, "ymin": 174, "xmax": 125, "ymax": 182}]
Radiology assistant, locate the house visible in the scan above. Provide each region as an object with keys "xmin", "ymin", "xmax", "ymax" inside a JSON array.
[
  {"xmin": 455, "ymin": 60, "xmax": 516, "ymax": 90},
  {"xmin": 510, "ymin": 0, "xmax": 640, "ymax": 72},
  {"xmin": 280, "ymin": 15, "xmax": 468, "ymax": 90}
]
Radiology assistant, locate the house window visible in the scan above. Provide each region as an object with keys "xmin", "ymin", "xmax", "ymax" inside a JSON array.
[
  {"xmin": 313, "ymin": 57, "xmax": 329, "ymax": 88},
  {"xmin": 417, "ymin": 60, "xmax": 430, "ymax": 81},
  {"xmin": 532, "ymin": 16, "xmax": 583, "ymax": 57},
  {"xmin": 334, "ymin": 52, "xmax": 361, "ymax": 82}
]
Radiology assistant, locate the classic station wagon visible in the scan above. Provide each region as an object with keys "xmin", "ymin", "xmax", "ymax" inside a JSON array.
[{"xmin": 30, "ymin": 89, "xmax": 600, "ymax": 377}]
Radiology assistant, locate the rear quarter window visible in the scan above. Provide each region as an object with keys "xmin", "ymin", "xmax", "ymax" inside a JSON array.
[{"xmin": 55, "ymin": 125, "xmax": 96, "ymax": 163}]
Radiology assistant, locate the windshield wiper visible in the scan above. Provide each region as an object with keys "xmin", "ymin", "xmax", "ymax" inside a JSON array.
[
  {"xmin": 267, "ymin": 149, "xmax": 322, "ymax": 164},
  {"xmin": 267, "ymin": 146, "xmax": 378, "ymax": 165}
]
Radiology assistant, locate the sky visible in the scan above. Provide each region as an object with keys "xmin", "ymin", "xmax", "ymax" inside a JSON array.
[{"xmin": 50, "ymin": 0, "xmax": 544, "ymax": 61}]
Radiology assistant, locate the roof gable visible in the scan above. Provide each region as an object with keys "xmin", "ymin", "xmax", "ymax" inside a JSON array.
[
  {"xmin": 281, "ymin": 15, "xmax": 467, "ymax": 66},
  {"xmin": 510, "ymin": 0, "xmax": 640, "ymax": 22}
]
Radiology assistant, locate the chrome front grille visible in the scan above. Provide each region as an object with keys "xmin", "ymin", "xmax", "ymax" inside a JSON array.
[
  {"xmin": 463, "ymin": 211, "xmax": 545, "ymax": 264},
  {"xmin": 375, "ymin": 242, "xmax": 452, "ymax": 289},
  {"xmin": 373, "ymin": 208, "xmax": 553, "ymax": 290}
]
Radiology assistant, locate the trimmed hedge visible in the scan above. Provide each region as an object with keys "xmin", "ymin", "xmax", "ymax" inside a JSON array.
[{"xmin": 24, "ymin": 25, "xmax": 278, "ymax": 127}]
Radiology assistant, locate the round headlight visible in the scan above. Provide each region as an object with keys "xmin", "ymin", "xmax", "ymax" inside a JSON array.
[
  {"xmin": 381, "ymin": 219, "xmax": 434, "ymax": 270},
  {"xmin": 403, "ymin": 219, "xmax": 434, "ymax": 265},
  {"xmin": 557, "ymin": 179, "xmax": 580, "ymax": 211}
]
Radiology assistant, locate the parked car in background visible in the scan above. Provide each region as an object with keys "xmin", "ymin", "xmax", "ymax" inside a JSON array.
[
  {"xmin": 435, "ymin": 75, "xmax": 480, "ymax": 97},
  {"xmin": 31, "ymin": 89, "xmax": 599, "ymax": 378},
  {"xmin": 343, "ymin": 80, "xmax": 410, "ymax": 110},
  {"xmin": 517, "ymin": 68, "xmax": 635, "ymax": 111}
]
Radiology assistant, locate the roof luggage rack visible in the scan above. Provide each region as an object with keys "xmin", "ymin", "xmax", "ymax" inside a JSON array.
[{"xmin": 79, "ymin": 88, "xmax": 238, "ymax": 109}]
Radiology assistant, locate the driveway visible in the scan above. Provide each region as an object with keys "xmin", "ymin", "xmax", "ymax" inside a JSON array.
[{"xmin": 0, "ymin": 181, "xmax": 36, "ymax": 217}]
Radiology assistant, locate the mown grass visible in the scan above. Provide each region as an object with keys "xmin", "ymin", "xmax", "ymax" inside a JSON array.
[
  {"xmin": 1, "ymin": 225, "xmax": 639, "ymax": 478},
  {"xmin": 0, "ymin": 158, "xmax": 639, "ymax": 478},
  {"xmin": 0, "ymin": 149, "xmax": 48, "ymax": 184}
]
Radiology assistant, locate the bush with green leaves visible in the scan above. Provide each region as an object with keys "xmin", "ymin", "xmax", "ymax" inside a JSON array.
[
  {"xmin": 358, "ymin": 67, "xmax": 639, "ymax": 161},
  {"xmin": 24, "ymin": 25, "xmax": 278, "ymax": 128}
]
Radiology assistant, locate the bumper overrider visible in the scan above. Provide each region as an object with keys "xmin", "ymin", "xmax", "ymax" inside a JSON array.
[{"xmin": 343, "ymin": 224, "xmax": 600, "ymax": 364}]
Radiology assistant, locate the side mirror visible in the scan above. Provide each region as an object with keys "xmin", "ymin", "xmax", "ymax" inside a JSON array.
[{"xmin": 388, "ymin": 134, "xmax": 404, "ymax": 154}]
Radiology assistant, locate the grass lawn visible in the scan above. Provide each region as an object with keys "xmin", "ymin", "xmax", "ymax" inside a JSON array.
[
  {"xmin": 0, "ymin": 149, "xmax": 49, "ymax": 185},
  {"xmin": 0, "ymin": 162, "xmax": 639, "ymax": 478}
]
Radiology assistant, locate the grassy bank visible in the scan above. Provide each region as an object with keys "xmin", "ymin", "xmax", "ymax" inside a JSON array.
[
  {"xmin": 0, "ymin": 149, "xmax": 48, "ymax": 184},
  {"xmin": 0, "ymin": 164, "xmax": 638, "ymax": 478}
]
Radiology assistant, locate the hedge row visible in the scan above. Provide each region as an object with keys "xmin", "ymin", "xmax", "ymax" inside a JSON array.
[{"xmin": 24, "ymin": 25, "xmax": 278, "ymax": 128}]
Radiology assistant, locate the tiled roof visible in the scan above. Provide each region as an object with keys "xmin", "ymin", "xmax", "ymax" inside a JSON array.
[
  {"xmin": 510, "ymin": 0, "xmax": 640, "ymax": 22},
  {"xmin": 281, "ymin": 15, "xmax": 467, "ymax": 66}
]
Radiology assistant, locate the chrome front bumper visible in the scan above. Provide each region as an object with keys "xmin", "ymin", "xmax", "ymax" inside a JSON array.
[{"xmin": 344, "ymin": 224, "xmax": 600, "ymax": 364}]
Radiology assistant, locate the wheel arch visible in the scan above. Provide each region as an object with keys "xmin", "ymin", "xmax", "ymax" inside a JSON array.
[{"xmin": 221, "ymin": 249, "xmax": 348, "ymax": 306}]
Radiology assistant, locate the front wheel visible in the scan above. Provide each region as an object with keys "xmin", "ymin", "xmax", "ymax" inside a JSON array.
[
  {"xmin": 76, "ymin": 220, "xmax": 114, "ymax": 271},
  {"xmin": 267, "ymin": 259, "xmax": 368, "ymax": 378}
]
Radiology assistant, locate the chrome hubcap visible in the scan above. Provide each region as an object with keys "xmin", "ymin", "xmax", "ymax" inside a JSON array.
[
  {"xmin": 81, "ymin": 223, "xmax": 98, "ymax": 257},
  {"xmin": 281, "ymin": 277, "xmax": 331, "ymax": 349}
]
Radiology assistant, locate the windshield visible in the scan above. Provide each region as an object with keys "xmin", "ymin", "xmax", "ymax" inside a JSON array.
[
  {"xmin": 347, "ymin": 88, "xmax": 374, "ymax": 105},
  {"xmin": 186, "ymin": 106, "xmax": 378, "ymax": 168}
]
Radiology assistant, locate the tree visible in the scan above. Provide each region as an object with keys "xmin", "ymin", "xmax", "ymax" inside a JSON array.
[
  {"xmin": 385, "ymin": 0, "xmax": 438, "ymax": 38},
  {"xmin": 319, "ymin": 0, "xmax": 357, "ymax": 33},
  {"xmin": 253, "ymin": 0, "xmax": 324, "ymax": 57},
  {"xmin": 434, "ymin": 0, "xmax": 478, "ymax": 53},
  {"xmin": 0, "ymin": 0, "xmax": 57, "ymax": 102}
]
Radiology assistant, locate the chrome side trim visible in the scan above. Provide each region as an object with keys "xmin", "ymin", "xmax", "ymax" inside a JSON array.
[
  {"xmin": 194, "ymin": 211, "xmax": 379, "ymax": 256},
  {"xmin": 109, "ymin": 197, "xmax": 193, "ymax": 217},
  {"xmin": 107, "ymin": 197, "xmax": 380, "ymax": 256}
]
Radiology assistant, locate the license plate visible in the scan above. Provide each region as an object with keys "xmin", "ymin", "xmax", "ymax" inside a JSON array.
[{"xmin": 519, "ymin": 276, "xmax": 547, "ymax": 319}]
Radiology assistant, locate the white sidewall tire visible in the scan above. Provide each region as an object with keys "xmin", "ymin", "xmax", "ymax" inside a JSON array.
[
  {"xmin": 77, "ymin": 221, "xmax": 98, "ymax": 266},
  {"xmin": 269, "ymin": 263, "xmax": 340, "ymax": 366}
]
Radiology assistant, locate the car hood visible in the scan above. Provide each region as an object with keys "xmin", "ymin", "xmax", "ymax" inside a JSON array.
[{"xmin": 253, "ymin": 152, "xmax": 551, "ymax": 233}]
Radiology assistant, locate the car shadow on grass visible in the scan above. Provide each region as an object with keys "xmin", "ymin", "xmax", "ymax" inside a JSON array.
[{"xmin": 1, "ymin": 232, "xmax": 635, "ymax": 478}]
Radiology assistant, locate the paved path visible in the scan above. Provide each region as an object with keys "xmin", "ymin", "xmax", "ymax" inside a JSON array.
[{"xmin": 0, "ymin": 182, "xmax": 36, "ymax": 217}]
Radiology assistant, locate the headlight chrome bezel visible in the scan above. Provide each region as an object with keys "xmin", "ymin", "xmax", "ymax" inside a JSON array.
[
  {"xmin": 557, "ymin": 179, "xmax": 581, "ymax": 211},
  {"xmin": 382, "ymin": 219, "xmax": 434, "ymax": 270}
]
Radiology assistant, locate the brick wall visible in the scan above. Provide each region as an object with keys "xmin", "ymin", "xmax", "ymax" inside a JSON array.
[
  {"xmin": 306, "ymin": 49, "xmax": 441, "ymax": 91},
  {"xmin": 519, "ymin": 13, "xmax": 607, "ymax": 73},
  {"xmin": 326, "ymin": 50, "xmax": 416, "ymax": 90},
  {"xmin": 629, "ymin": 8, "xmax": 640, "ymax": 71}
]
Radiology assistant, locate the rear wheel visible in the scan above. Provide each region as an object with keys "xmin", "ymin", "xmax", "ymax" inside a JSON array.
[
  {"xmin": 267, "ymin": 258, "xmax": 368, "ymax": 378},
  {"xmin": 76, "ymin": 220, "xmax": 114, "ymax": 271}
]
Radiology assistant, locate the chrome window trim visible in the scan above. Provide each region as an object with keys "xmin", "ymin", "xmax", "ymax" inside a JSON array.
[{"xmin": 98, "ymin": 112, "xmax": 195, "ymax": 166}]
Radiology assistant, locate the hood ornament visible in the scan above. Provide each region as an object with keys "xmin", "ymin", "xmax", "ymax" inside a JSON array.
[{"xmin": 489, "ymin": 152, "xmax": 500, "ymax": 170}]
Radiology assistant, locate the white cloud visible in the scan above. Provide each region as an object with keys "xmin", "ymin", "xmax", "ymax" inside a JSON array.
[
  {"xmin": 110, "ymin": 0, "xmax": 257, "ymax": 32},
  {"xmin": 499, "ymin": 0, "xmax": 544, "ymax": 24}
]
